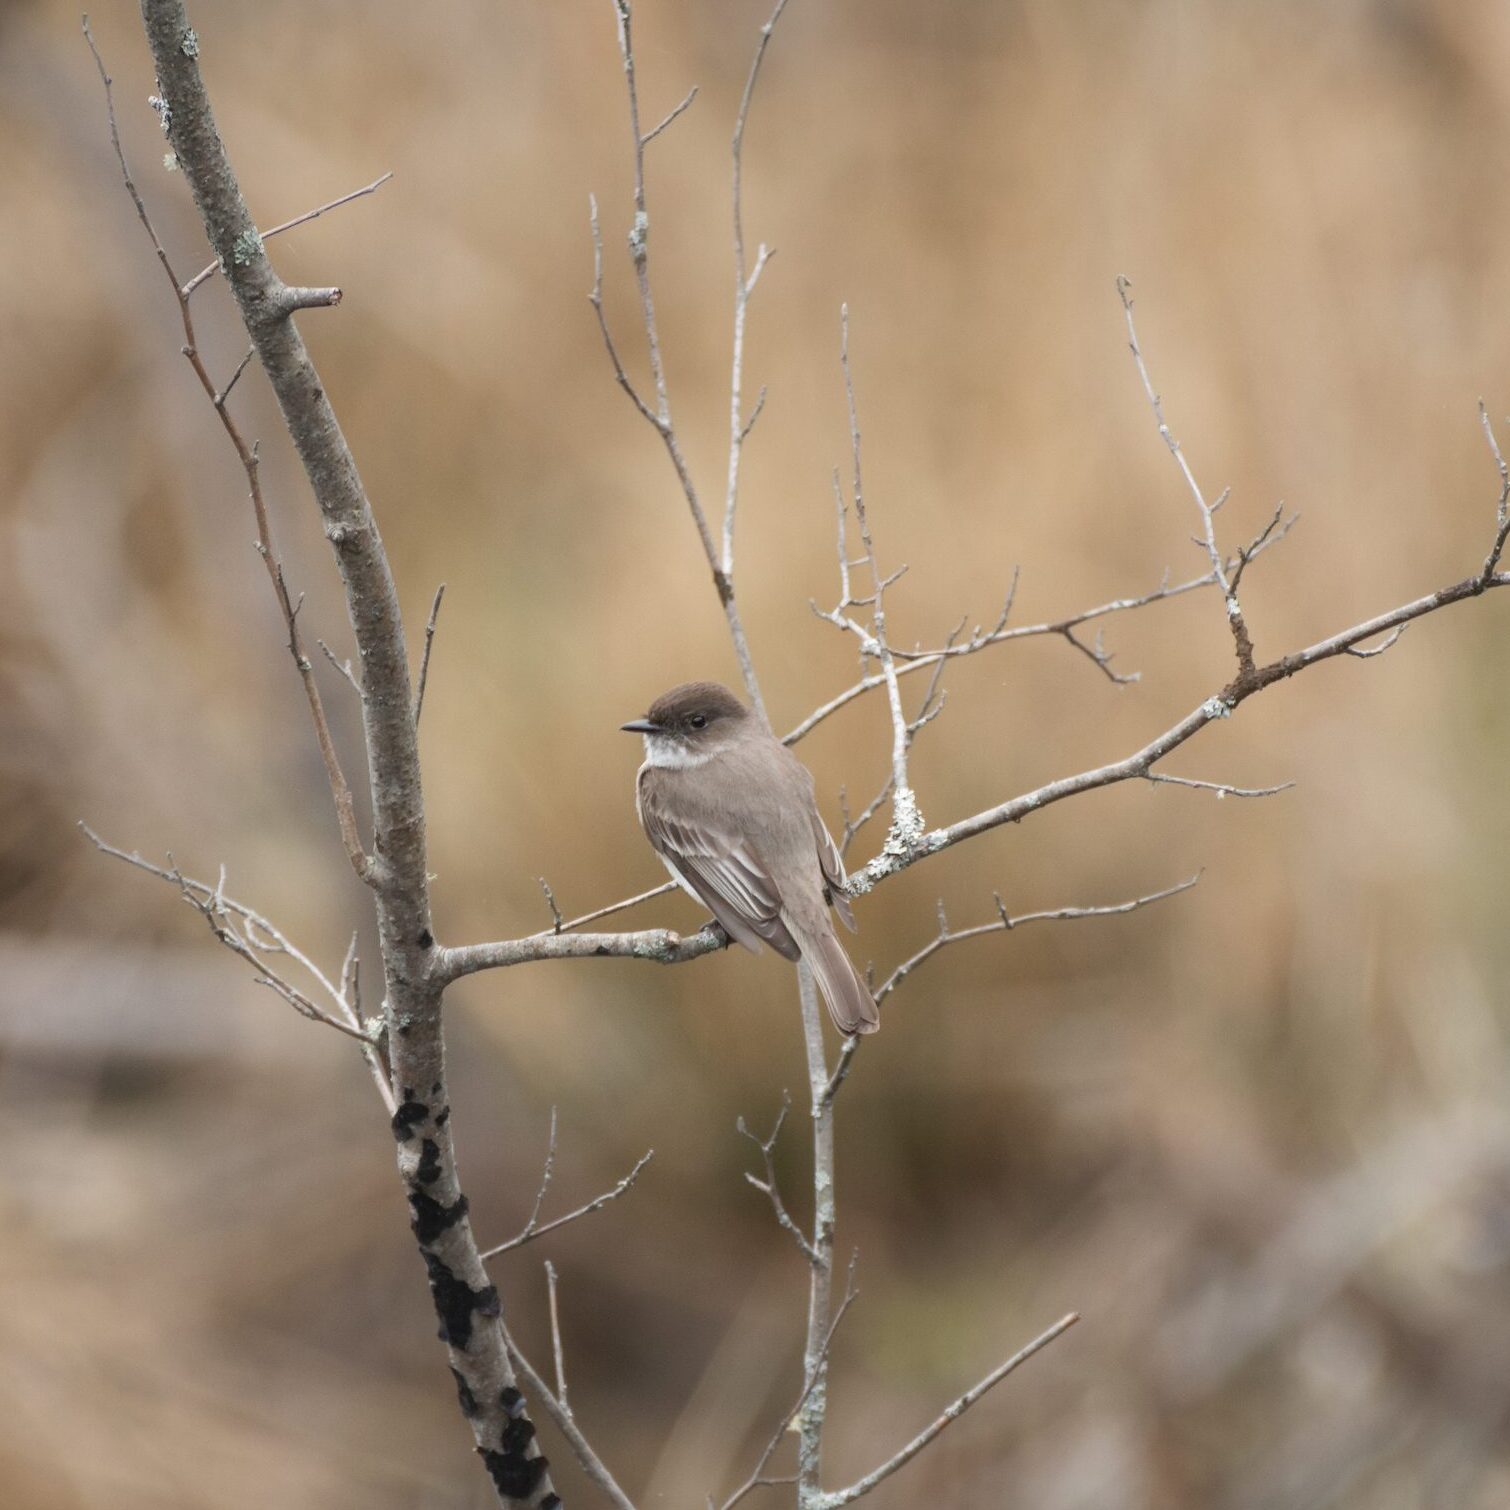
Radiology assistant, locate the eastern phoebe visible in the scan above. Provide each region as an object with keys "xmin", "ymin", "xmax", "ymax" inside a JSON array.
[{"xmin": 622, "ymin": 681, "xmax": 879, "ymax": 1036}]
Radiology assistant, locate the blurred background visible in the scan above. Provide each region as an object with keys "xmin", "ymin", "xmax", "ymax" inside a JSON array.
[{"xmin": 5, "ymin": 0, "xmax": 1510, "ymax": 1504}]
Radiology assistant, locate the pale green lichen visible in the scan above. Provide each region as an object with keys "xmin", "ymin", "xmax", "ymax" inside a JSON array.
[
  {"xmin": 162, "ymin": 151, "xmax": 178, "ymax": 173},
  {"xmin": 627, "ymin": 209, "xmax": 649, "ymax": 260},
  {"xmin": 1201, "ymin": 695, "xmax": 1233, "ymax": 720},
  {"xmin": 179, "ymin": 27, "xmax": 199, "ymax": 57},
  {"xmin": 231, "ymin": 228, "xmax": 263, "ymax": 266}
]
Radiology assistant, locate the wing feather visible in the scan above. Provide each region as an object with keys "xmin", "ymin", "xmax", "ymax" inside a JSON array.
[
  {"xmin": 639, "ymin": 774, "xmax": 800, "ymax": 959},
  {"xmin": 813, "ymin": 814, "xmax": 858, "ymax": 933}
]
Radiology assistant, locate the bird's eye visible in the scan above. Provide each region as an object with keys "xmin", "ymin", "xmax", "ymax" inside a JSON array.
[{"xmin": 689, "ymin": 713, "xmax": 708, "ymax": 729}]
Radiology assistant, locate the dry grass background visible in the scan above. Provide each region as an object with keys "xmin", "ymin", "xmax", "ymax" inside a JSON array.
[{"xmin": 4, "ymin": 0, "xmax": 1510, "ymax": 1505}]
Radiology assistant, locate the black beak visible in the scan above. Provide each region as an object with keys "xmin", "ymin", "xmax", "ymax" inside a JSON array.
[{"xmin": 620, "ymin": 718, "xmax": 662, "ymax": 735}]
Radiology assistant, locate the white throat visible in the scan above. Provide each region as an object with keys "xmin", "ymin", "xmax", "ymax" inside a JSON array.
[{"xmin": 641, "ymin": 734, "xmax": 716, "ymax": 769}]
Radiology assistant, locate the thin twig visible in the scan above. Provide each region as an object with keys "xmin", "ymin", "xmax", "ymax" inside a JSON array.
[
  {"xmin": 718, "ymin": 1253, "xmax": 860, "ymax": 1510},
  {"xmin": 482, "ymin": 1148, "xmax": 655, "ymax": 1260},
  {"xmin": 527, "ymin": 1109, "xmax": 560, "ymax": 1236},
  {"xmin": 641, "ymin": 84, "xmax": 699, "ymax": 145},
  {"xmin": 820, "ymin": 1036, "xmax": 860, "ymax": 1110},
  {"xmin": 783, "ymin": 546, "xmax": 1290, "ymax": 747},
  {"xmin": 814, "ymin": 1313, "xmax": 1081, "ymax": 1507},
  {"xmin": 724, "ymin": 0, "xmax": 791, "ymax": 585},
  {"xmin": 85, "ymin": 16, "xmax": 371, "ymax": 882},
  {"xmin": 1479, "ymin": 402, "xmax": 1510, "ymax": 585},
  {"xmin": 1343, "ymin": 625, "xmax": 1406, "ymax": 660},
  {"xmin": 79, "ymin": 823, "xmax": 395, "ymax": 1108},
  {"xmin": 317, "ymin": 639, "xmax": 363, "ymax": 697},
  {"xmin": 412, "ymin": 582, "xmax": 446, "ymax": 728},
  {"xmin": 1118, "ymin": 274, "xmax": 1286, "ymax": 680},
  {"xmin": 812, "ymin": 308, "xmax": 927, "ymax": 875},
  {"xmin": 181, "ymin": 171, "xmax": 393, "ymax": 296},
  {"xmin": 502, "ymin": 1322, "xmax": 637, "ymax": 1510},
  {"xmin": 532, "ymin": 879, "xmax": 679, "ymax": 937},
  {"xmin": 1144, "ymin": 773, "xmax": 1294, "ymax": 799},
  {"xmin": 545, "ymin": 1260, "xmax": 570, "ymax": 1420},
  {"xmin": 737, "ymin": 1094, "xmax": 820, "ymax": 1265},
  {"xmin": 597, "ymin": 0, "xmax": 768, "ymax": 721},
  {"xmin": 214, "ymin": 345, "xmax": 255, "ymax": 407},
  {"xmin": 875, "ymin": 876, "xmax": 1200, "ymax": 1003},
  {"xmin": 537, "ymin": 878, "xmax": 565, "ymax": 935},
  {"xmin": 795, "ymin": 963, "xmax": 835, "ymax": 1501}
]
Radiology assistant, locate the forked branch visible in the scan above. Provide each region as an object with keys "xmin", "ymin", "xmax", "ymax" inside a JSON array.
[
  {"xmin": 85, "ymin": 15, "xmax": 370, "ymax": 881},
  {"xmin": 482, "ymin": 1109, "xmax": 654, "ymax": 1261}
]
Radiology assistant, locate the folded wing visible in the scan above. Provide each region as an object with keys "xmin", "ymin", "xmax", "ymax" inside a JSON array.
[{"xmin": 638, "ymin": 781, "xmax": 801, "ymax": 960}]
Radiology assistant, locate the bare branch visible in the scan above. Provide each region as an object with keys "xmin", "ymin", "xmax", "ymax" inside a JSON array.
[
  {"xmin": 1118, "ymin": 274, "xmax": 1258, "ymax": 676},
  {"xmin": 86, "ymin": 14, "xmax": 372, "ymax": 882},
  {"xmin": 412, "ymin": 582, "xmax": 446, "ymax": 728},
  {"xmin": 533, "ymin": 879, "xmax": 680, "ymax": 937},
  {"xmin": 527, "ymin": 1109, "xmax": 560, "ymax": 1238},
  {"xmin": 544, "ymin": 1260, "xmax": 569, "ymax": 1420},
  {"xmin": 181, "ymin": 170, "xmax": 393, "ymax": 297},
  {"xmin": 1144, "ymin": 773, "xmax": 1294, "ymax": 799},
  {"xmin": 849, "ymin": 553, "xmax": 1510, "ymax": 897},
  {"xmin": 876, "ymin": 875, "xmax": 1199, "ymax": 1003},
  {"xmin": 214, "ymin": 344, "xmax": 255, "ymax": 407},
  {"xmin": 820, "ymin": 1036, "xmax": 860, "ymax": 1110},
  {"xmin": 78, "ymin": 824, "xmax": 394, "ymax": 1108},
  {"xmin": 641, "ymin": 84, "xmax": 699, "ymax": 145},
  {"xmin": 1061, "ymin": 624, "xmax": 1140, "ymax": 685},
  {"xmin": 588, "ymin": 194, "xmax": 661, "ymax": 428},
  {"xmin": 599, "ymin": 0, "xmax": 768, "ymax": 721},
  {"xmin": 441, "ymin": 923, "xmax": 727, "ymax": 982},
  {"xmin": 813, "ymin": 308, "xmax": 928, "ymax": 873},
  {"xmin": 502, "ymin": 1322, "xmax": 637, "ymax": 1510},
  {"xmin": 482, "ymin": 1147, "xmax": 655, "ymax": 1261},
  {"xmin": 1479, "ymin": 402, "xmax": 1510, "ymax": 584},
  {"xmin": 737, "ymin": 1094, "xmax": 819, "ymax": 1265},
  {"xmin": 129, "ymin": 7, "xmax": 547, "ymax": 1501},
  {"xmin": 789, "ymin": 964, "xmax": 841, "ymax": 1501},
  {"xmin": 724, "ymin": 0, "xmax": 791, "ymax": 587},
  {"xmin": 537, "ymin": 878, "xmax": 565, "ymax": 935},
  {"xmin": 445, "ymin": 529, "xmax": 1508, "ymax": 979},
  {"xmin": 839, "ymin": 637, "xmax": 953, "ymax": 857},
  {"xmin": 814, "ymin": 1312, "xmax": 1081, "ymax": 1508},
  {"xmin": 1343, "ymin": 625, "xmax": 1406, "ymax": 660},
  {"xmin": 317, "ymin": 638, "xmax": 364, "ymax": 697},
  {"xmin": 274, "ymin": 284, "xmax": 343, "ymax": 313},
  {"xmin": 718, "ymin": 1253, "xmax": 860, "ymax": 1510},
  {"xmin": 783, "ymin": 552, "xmax": 1276, "ymax": 747}
]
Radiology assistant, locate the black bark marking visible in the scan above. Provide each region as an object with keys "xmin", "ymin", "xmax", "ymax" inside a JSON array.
[
  {"xmin": 435, "ymin": 1105, "xmax": 451, "ymax": 1128},
  {"xmin": 423, "ymin": 1251, "xmax": 499, "ymax": 1348},
  {"xmin": 540, "ymin": 1497, "xmax": 563, "ymax": 1510},
  {"xmin": 500, "ymin": 1386, "xmax": 526, "ymax": 1417},
  {"xmin": 481, "ymin": 1450, "xmax": 549, "ymax": 1500},
  {"xmin": 500, "ymin": 1416, "xmax": 536, "ymax": 1453},
  {"xmin": 410, "ymin": 1187, "xmax": 468, "ymax": 1244},
  {"xmin": 418, "ymin": 927, "xmax": 434, "ymax": 949},
  {"xmin": 391, "ymin": 1099, "xmax": 427, "ymax": 1141},
  {"xmin": 416, "ymin": 1138, "xmax": 443, "ymax": 1185}
]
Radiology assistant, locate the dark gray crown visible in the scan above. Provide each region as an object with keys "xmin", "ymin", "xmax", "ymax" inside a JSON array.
[{"xmin": 644, "ymin": 681, "xmax": 749, "ymax": 734}]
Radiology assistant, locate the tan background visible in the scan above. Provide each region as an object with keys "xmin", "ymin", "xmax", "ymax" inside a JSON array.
[{"xmin": 4, "ymin": 0, "xmax": 1510, "ymax": 1505}]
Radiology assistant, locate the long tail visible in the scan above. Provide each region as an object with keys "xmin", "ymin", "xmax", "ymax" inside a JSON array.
[{"xmin": 796, "ymin": 921, "xmax": 879, "ymax": 1036}]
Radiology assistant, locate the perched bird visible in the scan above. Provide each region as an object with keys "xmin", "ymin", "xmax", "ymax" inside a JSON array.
[{"xmin": 623, "ymin": 681, "xmax": 879, "ymax": 1035}]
